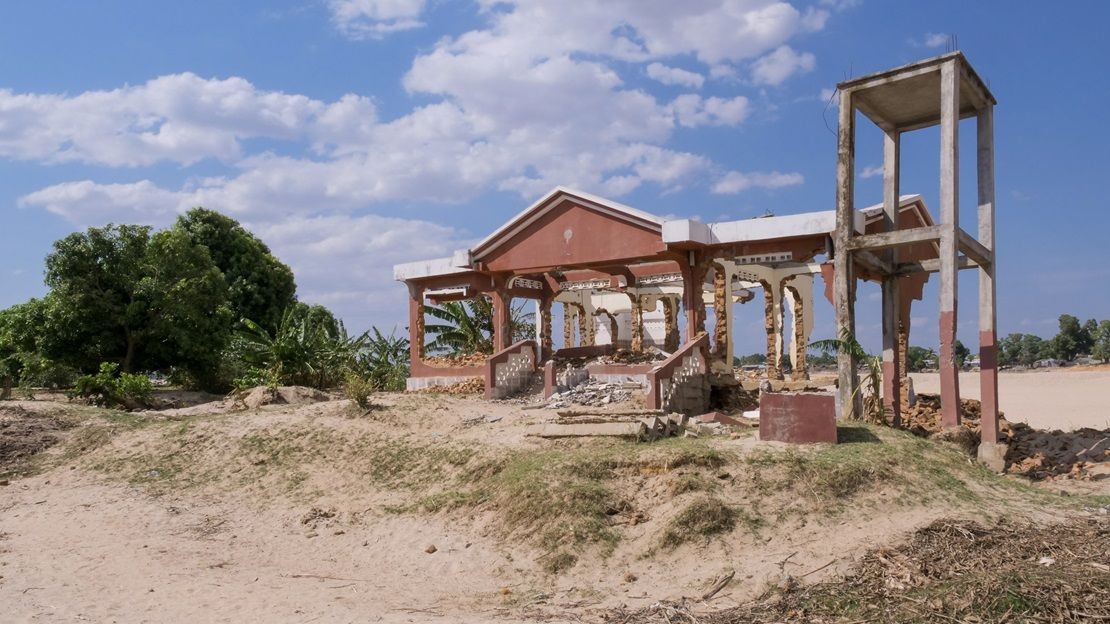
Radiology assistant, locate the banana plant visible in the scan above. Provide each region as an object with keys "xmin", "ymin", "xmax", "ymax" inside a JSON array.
[{"xmin": 809, "ymin": 329, "xmax": 886, "ymax": 424}]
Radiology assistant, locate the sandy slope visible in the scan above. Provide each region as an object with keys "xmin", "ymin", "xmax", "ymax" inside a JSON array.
[{"xmin": 911, "ymin": 368, "xmax": 1110, "ymax": 431}]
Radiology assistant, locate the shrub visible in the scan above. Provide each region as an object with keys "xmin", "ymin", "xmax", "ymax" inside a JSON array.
[
  {"xmin": 344, "ymin": 373, "xmax": 374, "ymax": 409},
  {"xmin": 72, "ymin": 362, "xmax": 153, "ymax": 409},
  {"xmin": 232, "ymin": 366, "xmax": 281, "ymax": 391}
]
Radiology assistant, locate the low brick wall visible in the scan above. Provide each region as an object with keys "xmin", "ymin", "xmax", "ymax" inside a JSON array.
[
  {"xmin": 552, "ymin": 344, "xmax": 614, "ymax": 360},
  {"xmin": 405, "ymin": 375, "xmax": 482, "ymax": 391},
  {"xmin": 759, "ymin": 392, "xmax": 837, "ymax": 444},
  {"xmin": 484, "ymin": 340, "xmax": 538, "ymax": 400},
  {"xmin": 645, "ymin": 334, "xmax": 710, "ymax": 415}
]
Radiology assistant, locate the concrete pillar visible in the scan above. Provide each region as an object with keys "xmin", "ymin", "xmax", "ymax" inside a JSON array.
[
  {"xmin": 407, "ymin": 284, "xmax": 425, "ymax": 364},
  {"xmin": 628, "ymin": 292, "xmax": 644, "ymax": 352},
  {"xmin": 491, "ymin": 287, "xmax": 511, "ymax": 352},
  {"xmin": 834, "ymin": 87, "xmax": 861, "ymax": 418},
  {"xmin": 581, "ymin": 296, "xmax": 596, "ymax": 346},
  {"xmin": 681, "ymin": 255, "xmax": 707, "ymax": 340},
  {"xmin": 540, "ymin": 298, "xmax": 553, "ymax": 358},
  {"xmin": 938, "ymin": 60, "xmax": 962, "ymax": 427},
  {"xmin": 762, "ymin": 280, "xmax": 783, "ymax": 381},
  {"xmin": 784, "ymin": 280, "xmax": 812, "ymax": 381},
  {"xmin": 711, "ymin": 263, "xmax": 730, "ymax": 364},
  {"xmin": 898, "ymin": 294, "xmax": 912, "ymax": 408},
  {"xmin": 663, "ymin": 296, "xmax": 679, "ymax": 352},
  {"xmin": 881, "ymin": 128, "xmax": 903, "ymax": 426},
  {"xmin": 562, "ymin": 302, "xmax": 574, "ymax": 349},
  {"xmin": 978, "ymin": 104, "xmax": 1000, "ymax": 448}
]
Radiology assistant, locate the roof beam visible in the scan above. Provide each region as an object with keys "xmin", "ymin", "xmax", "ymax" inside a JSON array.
[
  {"xmin": 896, "ymin": 256, "xmax": 978, "ymax": 274},
  {"xmin": 842, "ymin": 225, "xmax": 943, "ymax": 252},
  {"xmin": 854, "ymin": 250, "xmax": 893, "ymax": 276},
  {"xmin": 957, "ymin": 228, "xmax": 993, "ymax": 268}
]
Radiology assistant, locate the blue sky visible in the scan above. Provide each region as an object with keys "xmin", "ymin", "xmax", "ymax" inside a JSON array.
[{"xmin": 2, "ymin": 0, "xmax": 1108, "ymax": 355}]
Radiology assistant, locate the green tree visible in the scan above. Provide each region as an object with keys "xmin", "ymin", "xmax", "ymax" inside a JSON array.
[
  {"xmin": 999, "ymin": 333, "xmax": 1025, "ymax": 366},
  {"xmin": 1017, "ymin": 334, "xmax": 1049, "ymax": 366},
  {"xmin": 1092, "ymin": 320, "xmax": 1110, "ymax": 363},
  {"xmin": 906, "ymin": 345, "xmax": 937, "ymax": 372},
  {"xmin": 1051, "ymin": 314, "xmax": 1085, "ymax": 361},
  {"xmin": 43, "ymin": 224, "xmax": 232, "ymax": 377},
  {"xmin": 734, "ymin": 352, "xmax": 768, "ymax": 366},
  {"xmin": 174, "ymin": 208, "xmax": 296, "ymax": 332},
  {"xmin": 953, "ymin": 339, "xmax": 972, "ymax": 368}
]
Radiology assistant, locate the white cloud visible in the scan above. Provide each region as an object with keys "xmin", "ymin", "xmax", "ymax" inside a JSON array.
[
  {"xmin": 0, "ymin": 74, "xmax": 377, "ymax": 167},
  {"xmin": 923, "ymin": 32, "xmax": 949, "ymax": 48},
  {"xmin": 750, "ymin": 45, "xmax": 816, "ymax": 86},
  {"xmin": 711, "ymin": 170, "xmax": 804, "ymax": 194},
  {"xmin": 10, "ymin": 1, "xmax": 834, "ymax": 328},
  {"xmin": 646, "ymin": 62, "xmax": 705, "ymax": 88},
  {"xmin": 859, "ymin": 164, "xmax": 883, "ymax": 179},
  {"xmin": 326, "ymin": 0, "xmax": 427, "ymax": 39},
  {"xmin": 669, "ymin": 94, "xmax": 751, "ymax": 127}
]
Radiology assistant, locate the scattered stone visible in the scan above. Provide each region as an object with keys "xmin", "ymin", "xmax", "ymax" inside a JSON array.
[
  {"xmin": 545, "ymin": 379, "xmax": 638, "ymax": 409},
  {"xmin": 425, "ymin": 544, "xmax": 437, "ymax": 554}
]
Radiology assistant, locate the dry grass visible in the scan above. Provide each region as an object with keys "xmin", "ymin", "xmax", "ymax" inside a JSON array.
[{"xmin": 605, "ymin": 516, "xmax": 1110, "ymax": 623}]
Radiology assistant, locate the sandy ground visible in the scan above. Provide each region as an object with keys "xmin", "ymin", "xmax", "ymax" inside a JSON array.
[
  {"xmin": 0, "ymin": 390, "xmax": 1099, "ymax": 623},
  {"xmin": 911, "ymin": 368, "xmax": 1110, "ymax": 431}
]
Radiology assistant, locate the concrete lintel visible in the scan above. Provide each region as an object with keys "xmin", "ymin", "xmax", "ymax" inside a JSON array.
[
  {"xmin": 843, "ymin": 225, "xmax": 943, "ymax": 252},
  {"xmin": 896, "ymin": 256, "xmax": 977, "ymax": 275},
  {"xmin": 853, "ymin": 250, "xmax": 894, "ymax": 276}
]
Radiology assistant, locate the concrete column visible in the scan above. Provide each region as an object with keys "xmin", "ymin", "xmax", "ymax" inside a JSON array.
[
  {"xmin": 534, "ymin": 299, "xmax": 543, "ymax": 359},
  {"xmin": 881, "ymin": 128, "xmax": 903, "ymax": 426},
  {"xmin": 681, "ymin": 255, "xmax": 707, "ymax": 341},
  {"xmin": 978, "ymin": 104, "xmax": 1000, "ymax": 448},
  {"xmin": 762, "ymin": 280, "xmax": 783, "ymax": 381},
  {"xmin": 540, "ymin": 298, "xmax": 553, "ymax": 358},
  {"xmin": 834, "ymin": 87, "xmax": 861, "ymax": 418},
  {"xmin": 562, "ymin": 302, "xmax": 574, "ymax": 349},
  {"xmin": 628, "ymin": 292, "xmax": 644, "ymax": 352},
  {"xmin": 711, "ymin": 263, "xmax": 730, "ymax": 364},
  {"xmin": 407, "ymin": 284, "xmax": 425, "ymax": 364},
  {"xmin": 938, "ymin": 60, "xmax": 962, "ymax": 427},
  {"xmin": 785, "ymin": 280, "xmax": 812, "ymax": 381},
  {"xmin": 581, "ymin": 295, "xmax": 596, "ymax": 346},
  {"xmin": 662, "ymin": 296, "xmax": 679, "ymax": 352},
  {"xmin": 491, "ymin": 287, "xmax": 511, "ymax": 352}
]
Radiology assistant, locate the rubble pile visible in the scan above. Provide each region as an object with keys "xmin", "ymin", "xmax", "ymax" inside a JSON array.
[
  {"xmin": 1005, "ymin": 423, "xmax": 1109, "ymax": 481},
  {"xmin": 545, "ymin": 379, "xmax": 640, "ymax": 409},
  {"xmin": 424, "ymin": 352, "xmax": 489, "ymax": 367},
  {"xmin": 901, "ymin": 393, "xmax": 1110, "ymax": 481},
  {"xmin": 708, "ymin": 382, "xmax": 760, "ymax": 413},
  {"xmin": 418, "ymin": 377, "xmax": 485, "ymax": 394},
  {"xmin": 598, "ymin": 349, "xmax": 667, "ymax": 366}
]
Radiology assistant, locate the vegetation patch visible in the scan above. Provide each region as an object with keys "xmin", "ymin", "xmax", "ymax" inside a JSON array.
[
  {"xmin": 610, "ymin": 517, "xmax": 1110, "ymax": 623},
  {"xmin": 660, "ymin": 496, "xmax": 743, "ymax": 548}
]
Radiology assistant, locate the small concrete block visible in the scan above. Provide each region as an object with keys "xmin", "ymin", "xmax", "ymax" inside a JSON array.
[
  {"xmin": 697, "ymin": 411, "xmax": 744, "ymax": 426},
  {"xmin": 977, "ymin": 442, "xmax": 1008, "ymax": 472},
  {"xmin": 759, "ymin": 392, "xmax": 837, "ymax": 444}
]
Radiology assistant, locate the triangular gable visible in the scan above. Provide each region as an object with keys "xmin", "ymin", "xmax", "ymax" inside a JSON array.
[{"xmin": 471, "ymin": 188, "xmax": 667, "ymax": 272}]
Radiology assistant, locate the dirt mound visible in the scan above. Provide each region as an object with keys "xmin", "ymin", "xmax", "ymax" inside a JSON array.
[
  {"xmin": 607, "ymin": 517, "xmax": 1110, "ymax": 623},
  {"xmin": 229, "ymin": 386, "xmax": 332, "ymax": 410},
  {"xmin": 0, "ymin": 404, "xmax": 73, "ymax": 477}
]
